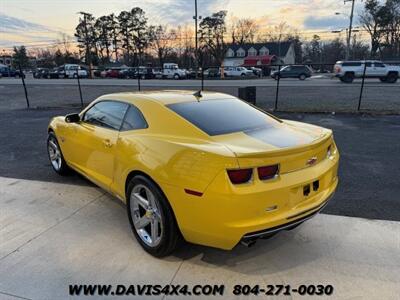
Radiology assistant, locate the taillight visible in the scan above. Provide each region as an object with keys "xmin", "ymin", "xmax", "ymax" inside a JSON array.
[
  {"xmin": 258, "ymin": 164, "xmax": 279, "ymax": 180},
  {"xmin": 227, "ymin": 169, "xmax": 253, "ymax": 184},
  {"xmin": 327, "ymin": 144, "xmax": 336, "ymax": 159}
]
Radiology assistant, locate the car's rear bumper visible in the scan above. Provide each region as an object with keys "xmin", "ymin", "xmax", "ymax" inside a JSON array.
[
  {"xmin": 241, "ymin": 192, "xmax": 333, "ymax": 241},
  {"xmin": 163, "ymin": 151, "xmax": 339, "ymax": 250}
]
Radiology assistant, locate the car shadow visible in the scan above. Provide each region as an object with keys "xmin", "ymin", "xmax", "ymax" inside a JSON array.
[{"xmin": 169, "ymin": 224, "xmax": 334, "ymax": 275}]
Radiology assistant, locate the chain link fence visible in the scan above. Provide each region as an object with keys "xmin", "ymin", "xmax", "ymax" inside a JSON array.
[{"xmin": 2, "ymin": 62, "xmax": 399, "ymax": 113}]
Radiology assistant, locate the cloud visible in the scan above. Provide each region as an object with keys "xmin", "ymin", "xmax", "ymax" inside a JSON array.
[
  {"xmin": 303, "ymin": 16, "xmax": 349, "ymax": 30},
  {"xmin": 0, "ymin": 12, "xmax": 52, "ymax": 32},
  {"xmin": 114, "ymin": 0, "xmax": 229, "ymax": 26},
  {"xmin": 0, "ymin": 13, "xmax": 69, "ymax": 48}
]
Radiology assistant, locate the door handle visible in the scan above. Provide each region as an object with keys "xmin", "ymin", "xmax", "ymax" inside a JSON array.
[{"xmin": 103, "ymin": 139, "xmax": 112, "ymax": 148}]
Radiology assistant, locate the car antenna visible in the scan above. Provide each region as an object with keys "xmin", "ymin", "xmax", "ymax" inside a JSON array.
[{"xmin": 193, "ymin": 90, "xmax": 202, "ymax": 102}]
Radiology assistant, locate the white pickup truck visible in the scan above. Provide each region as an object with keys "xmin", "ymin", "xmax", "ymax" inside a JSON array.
[
  {"xmin": 334, "ymin": 60, "xmax": 400, "ymax": 83},
  {"xmin": 162, "ymin": 63, "xmax": 187, "ymax": 79},
  {"xmin": 222, "ymin": 66, "xmax": 254, "ymax": 77}
]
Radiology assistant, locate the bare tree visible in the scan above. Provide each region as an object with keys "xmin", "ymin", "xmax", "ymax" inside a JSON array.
[
  {"xmin": 198, "ymin": 11, "xmax": 228, "ymax": 67},
  {"xmin": 149, "ymin": 25, "xmax": 176, "ymax": 66},
  {"xmin": 359, "ymin": 0, "xmax": 384, "ymax": 57},
  {"xmin": 231, "ymin": 18, "xmax": 259, "ymax": 45}
]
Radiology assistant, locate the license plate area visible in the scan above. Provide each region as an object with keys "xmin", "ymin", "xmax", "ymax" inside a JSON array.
[
  {"xmin": 290, "ymin": 178, "xmax": 322, "ymax": 207},
  {"xmin": 303, "ymin": 180, "xmax": 320, "ymax": 197}
]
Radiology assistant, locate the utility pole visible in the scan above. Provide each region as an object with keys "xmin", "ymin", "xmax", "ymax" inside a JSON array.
[{"xmin": 345, "ymin": 0, "xmax": 355, "ymax": 60}]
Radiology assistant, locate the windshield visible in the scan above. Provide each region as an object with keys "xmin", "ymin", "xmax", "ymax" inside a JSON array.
[{"xmin": 167, "ymin": 99, "xmax": 280, "ymax": 136}]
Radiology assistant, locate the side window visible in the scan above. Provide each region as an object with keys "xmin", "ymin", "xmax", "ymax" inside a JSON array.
[
  {"xmin": 121, "ymin": 105, "xmax": 148, "ymax": 131},
  {"xmin": 365, "ymin": 62, "xmax": 372, "ymax": 67},
  {"xmin": 83, "ymin": 101, "xmax": 128, "ymax": 130},
  {"xmin": 374, "ymin": 62, "xmax": 385, "ymax": 67},
  {"xmin": 343, "ymin": 62, "xmax": 361, "ymax": 67}
]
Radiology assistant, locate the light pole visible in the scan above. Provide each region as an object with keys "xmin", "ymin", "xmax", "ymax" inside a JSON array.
[
  {"xmin": 194, "ymin": 0, "xmax": 198, "ymax": 55},
  {"xmin": 336, "ymin": 0, "xmax": 355, "ymax": 60},
  {"xmin": 193, "ymin": 0, "xmax": 202, "ymax": 71}
]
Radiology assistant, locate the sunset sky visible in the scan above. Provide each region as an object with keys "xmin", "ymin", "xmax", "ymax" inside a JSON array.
[{"xmin": 1, "ymin": 0, "xmax": 370, "ymax": 50}]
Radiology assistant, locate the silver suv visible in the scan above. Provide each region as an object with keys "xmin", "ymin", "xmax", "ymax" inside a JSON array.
[{"xmin": 334, "ymin": 60, "xmax": 399, "ymax": 83}]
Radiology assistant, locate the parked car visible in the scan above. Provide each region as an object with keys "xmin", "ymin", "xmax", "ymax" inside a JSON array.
[
  {"xmin": 186, "ymin": 68, "xmax": 203, "ymax": 79},
  {"xmin": 56, "ymin": 64, "xmax": 88, "ymax": 78},
  {"xmin": 152, "ymin": 68, "xmax": 163, "ymax": 79},
  {"xmin": 93, "ymin": 67, "xmax": 105, "ymax": 78},
  {"xmin": 334, "ymin": 60, "xmax": 400, "ymax": 83},
  {"xmin": 222, "ymin": 66, "xmax": 254, "ymax": 77},
  {"xmin": 103, "ymin": 68, "xmax": 122, "ymax": 78},
  {"xmin": 163, "ymin": 63, "xmax": 187, "ymax": 79},
  {"xmin": 119, "ymin": 67, "xmax": 155, "ymax": 79},
  {"xmin": 33, "ymin": 68, "xmax": 50, "ymax": 79},
  {"xmin": 203, "ymin": 68, "xmax": 220, "ymax": 78},
  {"xmin": 271, "ymin": 65, "xmax": 312, "ymax": 80},
  {"xmin": 137, "ymin": 67, "xmax": 155, "ymax": 79},
  {"xmin": 118, "ymin": 67, "xmax": 136, "ymax": 79},
  {"xmin": 247, "ymin": 67, "xmax": 262, "ymax": 77},
  {"xmin": 47, "ymin": 90, "xmax": 339, "ymax": 257},
  {"xmin": 0, "ymin": 64, "xmax": 24, "ymax": 78}
]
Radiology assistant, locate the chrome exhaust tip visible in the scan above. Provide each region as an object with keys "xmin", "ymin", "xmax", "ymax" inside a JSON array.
[{"xmin": 240, "ymin": 239, "xmax": 257, "ymax": 247}]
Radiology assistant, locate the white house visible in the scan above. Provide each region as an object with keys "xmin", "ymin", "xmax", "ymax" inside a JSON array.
[{"xmin": 223, "ymin": 42, "xmax": 295, "ymax": 67}]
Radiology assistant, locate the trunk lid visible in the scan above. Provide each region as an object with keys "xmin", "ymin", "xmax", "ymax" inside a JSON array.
[{"xmin": 212, "ymin": 120, "xmax": 333, "ymax": 173}]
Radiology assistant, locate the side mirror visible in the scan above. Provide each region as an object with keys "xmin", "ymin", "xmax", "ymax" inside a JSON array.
[{"xmin": 65, "ymin": 113, "xmax": 80, "ymax": 123}]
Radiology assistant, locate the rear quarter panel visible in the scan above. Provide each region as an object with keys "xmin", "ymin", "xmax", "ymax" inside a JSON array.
[{"xmin": 112, "ymin": 133, "xmax": 238, "ymax": 202}]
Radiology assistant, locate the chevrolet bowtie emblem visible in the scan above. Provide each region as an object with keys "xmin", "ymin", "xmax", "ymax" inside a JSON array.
[{"xmin": 306, "ymin": 157, "xmax": 318, "ymax": 166}]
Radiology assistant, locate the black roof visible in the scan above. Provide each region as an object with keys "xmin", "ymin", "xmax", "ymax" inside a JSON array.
[{"xmin": 227, "ymin": 42, "xmax": 292, "ymax": 56}]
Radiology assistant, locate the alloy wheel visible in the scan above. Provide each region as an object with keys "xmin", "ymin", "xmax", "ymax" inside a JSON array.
[
  {"xmin": 48, "ymin": 137, "xmax": 62, "ymax": 171},
  {"xmin": 130, "ymin": 184, "xmax": 163, "ymax": 247}
]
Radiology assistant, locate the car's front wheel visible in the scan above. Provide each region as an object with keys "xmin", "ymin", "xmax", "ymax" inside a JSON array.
[
  {"xmin": 127, "ymin": 175, "xmax": 181, "ymax": 257},
  {"xmin": 47, "ymin": 132, "xmax": 69, "ymax": 175},
  {"xmin": 299, "ymin": 74, "xmax": 306, "ymax": 80}
]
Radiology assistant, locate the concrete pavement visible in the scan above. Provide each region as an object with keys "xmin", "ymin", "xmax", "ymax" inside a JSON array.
[{"xmin": 0, "ymin": 176, "xmax": 399, "ymax": 300}]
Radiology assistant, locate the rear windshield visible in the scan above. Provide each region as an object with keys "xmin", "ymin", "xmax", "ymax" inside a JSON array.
[{"xmin": 167, "ymin": 99, "xmax": 280, "ymax": 136}]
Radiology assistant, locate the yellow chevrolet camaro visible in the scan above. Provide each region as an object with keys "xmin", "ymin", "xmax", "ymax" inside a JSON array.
[{"xmin": 47, "ymin": 90, "xmax": 339, "ymax": 257}]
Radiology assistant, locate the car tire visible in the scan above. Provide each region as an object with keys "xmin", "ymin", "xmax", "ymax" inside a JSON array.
[
  {"xmin": 173, "ymin": 74, "xmax": 180, "ymax": 80},
  {"xmin": 299, "ymin": 74, "xmax": 306, "ymax": 80},
  {"xmin": 343, "ymin": 73, "xmax": 354, "ymax": 83},
  {"xmin": 126, "ymin": 175, "xmax": 181, "ymax": 257},
  {"xmin": 47, "ymin": 132, "xmax": 70, "ymax": 175},
  {"xmin": 386, "ymin": 72, "xmax": 398, "ymax": 83}
]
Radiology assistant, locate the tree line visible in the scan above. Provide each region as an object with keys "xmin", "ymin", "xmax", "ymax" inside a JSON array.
[{"xmin": 11, "ymin": 0, "xmax": 400, "ymax": 69}]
